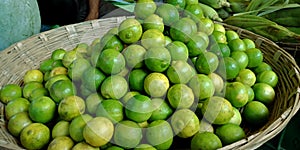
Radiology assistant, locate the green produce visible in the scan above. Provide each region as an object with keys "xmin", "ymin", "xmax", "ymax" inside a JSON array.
[
  {"xmin": 224, "ymin": 14, "xmax": 300, "ymax": 42},
  {"xmin": 199, "ymin": 0, "xmax": 230, "ymax": 9},
  {"xmin": 228, "ymin": 0, "xmax": 250, "ymax": 13},
  {"xmin": 264, "ymin": 7, "xmax": 300, "ymax": 27},
  {"xmin": 217, "ymin": 8, "xmax": 231, "ymax": 19},
  {"xmin": 198, "ymin": 3, "xmax": 223, "ymax": 21},
  {"xmin": 245, "ymin": 0, "xmax": 279, "ymax": 12}
]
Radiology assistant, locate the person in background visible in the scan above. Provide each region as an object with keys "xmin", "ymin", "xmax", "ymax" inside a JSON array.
[{"xmin": 37, "ymin": 0, "xmax": 132, "ymax": 31}]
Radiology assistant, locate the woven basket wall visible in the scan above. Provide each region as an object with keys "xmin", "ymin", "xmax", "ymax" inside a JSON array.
[{"xmin": 0, "ymin": 16, "xmax": 300, "ymax": 150}]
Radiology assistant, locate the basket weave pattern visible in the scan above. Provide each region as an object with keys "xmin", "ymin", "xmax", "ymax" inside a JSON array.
[{"xmin": 0, "ymin": 17, "xmax": 299, "ymax": 150}]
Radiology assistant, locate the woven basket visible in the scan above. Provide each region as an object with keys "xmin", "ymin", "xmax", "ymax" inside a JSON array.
[{"xmin": 0, "ymin": 16, "xmax": 300, "ymax": 150}]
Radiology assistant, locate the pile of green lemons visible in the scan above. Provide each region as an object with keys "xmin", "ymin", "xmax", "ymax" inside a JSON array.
[{"xmin": 0, "ymin": 0, "xmax": 279, "ymax": 149}]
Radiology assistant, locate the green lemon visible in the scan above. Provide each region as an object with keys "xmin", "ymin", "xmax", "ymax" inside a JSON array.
[
  {"xmin": 96, "ymin": 99, "xmax": 124, "ymax": 123},
  {"xmin": 144, "ymin": 72, "xmax": 170, "ymax": 98},
  {"xmin": 214, "ymin": 23, "xmax": 226, "ymax": 34},
  {"xmin": 122, "ymin": 91, "xmax": 141, "ymax": 104},
  {"xmin": 62, "ymin": 49, "xmax": 83, "ymax": 68},
  {"xmin": 187, "ymin": 33, "xmax": 209, "ymax": 57},
  {"xmin": 225, "ymin": 82, "xmax": 248, "ymax": 108},
  {"xmin": 198, "ymin": 18, "xmax": 214, "ymax": 35},
  {"xmin": 208, "ymin": 73, "xmax": 224, "ymax": 94},
  {"xmin": 167, "ymin": 0, "xmax": 186, "ymax": 9},
  {"xmin": 128, "ymin": 69, "xmax": 149, "ymax": 92},
  {"xmin": 58, "ymin": 95, "xmax": 85, "ymax": 121},
  {"xmin": 217, "ymin": 57, "xmax": 240, "ymax": 80},
  {"xmin": 165, "ymin": 36, "xmax": 172, "ymax": 46},
  {"xmin": 51, "ymin": 48, "xmax": 66, "ymax": 60},
  {"xmin": 69, "ymin": 114, "xmax": 93, "ymax": 142},
  {"xmin": 201, "ymin": 96, "xmax": 234, "ymax": 125},
  {"xmin": 166, "ymin": 60, "xmax": 196, "ymax": 84},
  {"xmin": 45, "ymin": 74, "xmax": 70, "ymax": 90},
  {"xmin": 100, "ymin": 75, "xmax": 128, "ymax": 99},
  {"xmin": 185, "ymin": 0, "xmax": 198, "ymax": 5},
  {"xmin": 195, "ymin": 31, "xmax": 209, "ymax": 45},
  {"xmin": 166, "ymin": 41, "xmax": 189, "ymax": 61},
  {"xmin": 141, "ymin": 29, "xmax": 165, "ymax": 49},
  {"xmin": 8, "ymin": 112, "xmax": 32, "ymax": 137},
  {"xmin": 5, "ymin": 98, "xmax": 30, "ymax": 120},
  {"xmin": 171, "ymin": 109, "xmax": 200, "ymax": 138},
  {"xmin": 210, "ymin": 43, "xmax": 231, "ymax": 58},
  {"xmin": 83, "ymin": 117, "xmax": 114, "ymax": 147},
  {"xmin": 242, "ymin": 101, "xmax": 269, "ymax": 126},
  {"xmin": 188, "ymin": 74, "xmax": 215, "ymax": 100},
  {"xmin": 134, "ymin": 144, "xmax": 156, "ymax": 150},
  {"xmin": 215, "ymin": 123, "xmax": 246, "ymax": 145},
  {"xmin": 252, "ymin": 83, "xmax": 275, "ymax": 105},
  {"xmin": 22, "ymin": 81, "xmax": 44, "ymax": 99},
  {"xmin": 143, "ymin": 14, "xmax": 164, "ymax": 32},
  {"xmin": 235, "ymin": 69, "xmax": 256, "ymax": 86},
  {"xmin": 118, "ymin": 18, "xmax": 143, "ymax": 44},
  {"xmin": 245, "ymin": 85, "xmax": 255, "ymax": 102},
  {"xmin": 243, "ymin": 38, "xmax": 256, "ymax": 50},
  {"xmin": 51, "ymin": 59, "xmax": 64, "ymax": 68},
  {"xmin": 195, "ymin": 51, "xmax": 219, "ymax": 74},
  {"xmin": 184, "ymin": 4, "xmax": 204, "ymax": 22},
  {"xmin": 199, "ymin": 120, "xmax": 214, "ymax": 133},
  {"xmin": 253, "ymin": 62, "xmax": 272, "ymax": 74},
  {"xmin": 20, "ymin": 123, "xmax": 50, "ymax": 150},
  {"xmin": 29, "ymin": 87, "xmax": 49, "ymax": 102},
  {"xmin": 230, "ymin": 51, "xmax": 249, "ymax": 70},
  {"xmin": 39, "ymin": 58, "xmax": 54, "ymax": 73},
  {"xmin": 49, "ymin": 66, "xmax": 68, "ymax": 77},
  {"xmin": 47, "ymin": 136, "xmax": 74, "ymax": 150},
  {"xmin": 167, "ymin": 84, "xmax": 194, "ymax": 109},
  {"xmin": 225, "ymin": 30, "xmax": 239, "ymax": 41},
  {"xmin": 228, "ymin": 107, "xmax": 242, "ymax": 125},
  {"xmin": 106, "ymin": 146, "xmax": 124, "ymax": 150},
  {"xmin": 113, "ymin": 120, "xmax": 143, "ymax": 149},
  {"xmin": 246, "ymin": 48, "xmax": 263, "ymax": 68},
  {"xmin": 29, "ymin": 96, "xmax": 56, "ymax": 123},
  {"xmin": 170, "ymin": 18, "xmax": 194, "ymax": 43},
  {"xmin": 0, "ymin": 84, "xmax": 22, "ymax": 104},
  {"xmin": 191, "ymin": 132, "xmax": 222, "ymax": 150},
  {"xmin": 144, "ymin": 47, "xmax": 171, "ymax": 72},
  {"xmin": 155, "ymin": 3, "xmax": 180, "ymax": 26},
  {"xmin": 101, "ymin": 33, "xmax": 124, "ymax": 52},
  {"xmin": 82, "ymin": 66, "xmax": 106, "ymax": 92},
  {"xmin": 146, "ymin": 120, "xmax": 173, "ymax": 149},
  {"xmin": 23, "ymin": 69, "xmax": 44, "ymax": 84},
  {"xmin": 182, "ymin": 17, "xmax": 198, "ymax": 34},
  {"xmin": 256, "ymin": 70, "xmax": 278, "ymax": 87},
  {"xmin": 122, "ymin": 44, "xmax": 146, "ymax": 69},
  {"xmin": 228, "ymin": 38, "xmax": 246, "ymax": 52},
  {"xmin": 134, "ymin": 0, "xmax": 157, "ymax": 19},
  {"xmin": 149, "ymin": 98, "xmax": 173, "ymax": 121},
  {"xmin": 97, "ymin": 49, "xmax": 126, "ymax": 75},
  {"xmin": 85, "ymin": 93, "xmax": 104, "ymax": 115},
  {"xmin": 212, "ymin": 31, "xmax": 227, "ymax": 44},
  {"xmin": 87, "ymin": 38, "xmax": 101, "ymax": 57},
  {"xmin": 52, "ymin": 120, "xmax": 70, "ymax": 138},
  {"xmin": 125, "ymin": 94, "xmax": 153, "ymax": 123},
  {"xmin": 73, "ymin": 142, "xmax": 99, "ymax": 150},
  {"xmin": 49, "ymin": 79, "xmax": 77, "ymax": 103},
  {"xmin": 73, "ymin": 43, "xmax": 89, "ymax": 55}
]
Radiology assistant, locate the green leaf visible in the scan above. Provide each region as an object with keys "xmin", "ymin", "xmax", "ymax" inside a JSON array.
[{"xmin": 258, "ymin": 3, "xmax": 300, "ymax": 16}]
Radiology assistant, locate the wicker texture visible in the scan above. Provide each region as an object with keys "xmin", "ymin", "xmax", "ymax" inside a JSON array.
[{"xmin": 0, "ymin": 17, "xmax": 299, "ymax": 150}]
